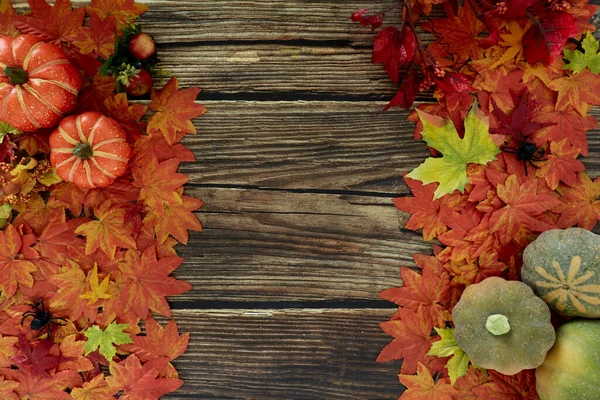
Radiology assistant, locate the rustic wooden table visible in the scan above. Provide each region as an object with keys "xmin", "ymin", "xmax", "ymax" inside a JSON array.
[{"xmin": 121, "ymin": 1, "xmax": 600, "ymax": 399}]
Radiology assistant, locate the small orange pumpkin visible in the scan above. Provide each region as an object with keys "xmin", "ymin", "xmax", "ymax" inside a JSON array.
[{"xmin": 49, "ymin": 112, "xmax": 131, "ymax": 189}]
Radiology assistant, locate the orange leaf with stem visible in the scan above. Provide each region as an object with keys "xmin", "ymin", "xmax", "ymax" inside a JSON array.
[
  {"xmin": 398, "ymin": 362, "xmax": 457, "ymax": 400},
  {"xmin": 133, "ymin": 158, "xmax": 188, "ymax": 216}
]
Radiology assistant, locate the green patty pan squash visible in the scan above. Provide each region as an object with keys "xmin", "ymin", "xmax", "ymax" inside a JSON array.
[
  {"xmin": 452, "ymin": 277, "xmax": 556, "ymax": 375},
  {"xmin": 522, "ymin": 228, "xmax": 600, "ymax": 318},
  {"xmin": 536, "ymin": 319, "xmax": 600, "ymax": 400}
]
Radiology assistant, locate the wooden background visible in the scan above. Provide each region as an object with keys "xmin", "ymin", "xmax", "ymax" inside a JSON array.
[{"xmin": 15, "ymin": 0, "xmax": 600, "ymax": 398}]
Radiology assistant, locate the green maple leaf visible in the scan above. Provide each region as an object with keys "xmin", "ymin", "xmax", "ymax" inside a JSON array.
[
  {"xmin": 407, "ymin": 101, "xmax": 499, "ymax": 199},
  {"xmin": 427, "ymin": 327, "xmax": 470, "ymax": 385},
  {"xmin": 84, "ymin": 322, "xmax": 133, "ymax": 362},
  {"xmin": 563, "ymin": 33, "xmax": 600, "ymax": 74}
]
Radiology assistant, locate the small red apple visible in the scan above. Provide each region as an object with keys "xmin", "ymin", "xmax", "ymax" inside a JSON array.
[
  {"xmin": 128, "ymin": 33, "xmax": 156, "ymax": 60},
  {"xmin": 125, "ymin": 68, "xmax": 153, "ymax": 96}
]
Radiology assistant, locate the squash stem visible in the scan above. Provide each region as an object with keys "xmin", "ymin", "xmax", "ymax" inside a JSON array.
[
  {"xmin": 486, "ymin": 314, "xmax": 511, "ymax": 335},
  {"xmin": 73, "ymin": 143, "xmax": 93, "ymax": 160},
  {"xmin": 4, "ymin": 66, "xmax": 28, "ymax": 85}
]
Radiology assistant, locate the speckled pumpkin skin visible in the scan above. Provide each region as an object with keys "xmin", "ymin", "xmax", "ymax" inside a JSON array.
[
  {"xmin": 536, "ymin": 320, "xmax": 600, "ymax": 400},
  {"xmin": 452, "ymin": 277, "xmax": 556, "ymax": 375},
  {"xmin": 522, "ymin": 228, "xmax": 600, "ymax": 318}
]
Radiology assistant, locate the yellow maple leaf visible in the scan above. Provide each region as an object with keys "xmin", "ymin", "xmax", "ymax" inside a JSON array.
[
  {"xmin": 80, "ymin": 264, "xmax": 112, "ymax": 305},
  {"xmin": 490, "ymin": 20, "xmax": 531, "ymax": 69}
]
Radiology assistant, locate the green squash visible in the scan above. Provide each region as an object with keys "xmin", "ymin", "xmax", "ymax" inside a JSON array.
[
  {"xmin": 452, "ymin": 277, "xmax": 555, "ymax": 375},
  {"xmin": 536, "ymin": 320, "xmax": 600, "ymax": 400},
  {"xmin": 522, "ymin": 228, "xmax": 600, "ymax": 318}
]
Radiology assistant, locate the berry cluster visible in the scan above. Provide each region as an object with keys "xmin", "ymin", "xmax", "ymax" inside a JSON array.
[
  {"xmin": 496, "ymin": 1, "xmax": 508, "ymax": 14},
  {"xmin": 548, "ymin": 0, "xmax": 571, "ymax": 11}
]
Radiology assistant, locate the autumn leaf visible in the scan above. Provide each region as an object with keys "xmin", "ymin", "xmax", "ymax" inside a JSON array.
[
  {"xmin": 407, "ymin": 102, "xmax": 500, "ymax": 199},
  {"xmin": 0, "ymin": 0, "xmax": 19, "ymax": 37},
  {"xmin": 84, "ymin": 322, "xmax": 133, "ymax": 362},
  {"xmin": 489, "ymin": 174, "xmax": 561, "ymax": 244},
  {"xmin": 147, "ymin": 77, "xmax": 207, "ymax": 144},
  {"xmin": 398, "ymin": 362, "xmax": 457, "ymax": 399},
  {"xmin": 133, "ymin": 158, "xmax": 188, "ymax": 215},
  {"xmin": 49, "ymin": 260, "xmax": 98, "ymax": 321},
  {"xmin": 116, "ymin": 247, "xmax": 192, "ymax": 320},
  {"xmin": 393, "ymin": 177, "xmax": 466, "ymax": 241},
  {"xmin": 74, "ymin": 201, "xmax": 137, "ymax": 260},
  {"xmin": 105, "ymin": 355, "xmax": 183, "ymax": 399},
  {"xmin": 34, "ymin": 211, "xmax": 84, "ymax": 265},
  {"xmin": 13, "ymin": 0, "xmax": 85, "ymax": 44},
  {"xmin": 86, "ymin": 0, "xmax": 148, "ymax": 30},
  {"xmin": 380, "ymin": 265, "xmax": 452, "ymax": 328},
  {"xmin": 523, "ymin": 12, "xmax": 579, "ymax": 65},
  {"xmin": 563, "ymin": 32, "xmax": 600, "ymax": 74},
  {"xmin": 0, "ymin": 224, "xmax": 37, "ymax": 298},
  {"xmin": 472, "ymin": 370, "xmax": 539, "ymax": 400},
  {"xmin": 0, "ymin": 368, "xmax": 78, "ymax": 400},
  {"xmin": 549, "ymin": 69, "xmax": 600, "ymax": 115},
  {"xmin": 427, "ymin": 327, "xmax": 470, "ymax": 385},
  {"xmin": 535, "ymin": 138, "xmax": 585, "ymax": 190},
  {"xmin": 73, "ymin": 14, "xmax": 116, "ymax": 60},
  {"xmin": 453, "ymin": 366, "xmax": 491, "ymax": 400},
  {"xmin": 0, "ymin": 376, "xmax": 18, "ymax": 400},
  {"xmin": 554, "ymin": 171, "xmax": 600, "ymax": 229},
  {"xmin": 489, "ymin": 21, "xmax": 530, "ymax": 69},
  {"xmin": 125, "ymin": 317, "xmax": 189, "ymax": 364},
  {"xmin": 145, "ymin": 194, "xmax": 203, "ymax": 244},
  {"xmin": 377, "ymin": 307, "xmax": 437, "ymax": 374},
  {"xmin": 0, "ymin": 334, "xmax": 16, "ymax": 369},
  {"xmin": 80, "ymin": 264, "xmax": 112, "ymax": 305},
  {"xmin": 372, "ymin": 25, "xmax": 416, "ymax": 84},
  {"xmin": 103, "ymin": 93, "xmax": 148, "ymax": 137},
  {"xmin": 71, "ymin": 374, "xmax": 117, "ymax": 400}
]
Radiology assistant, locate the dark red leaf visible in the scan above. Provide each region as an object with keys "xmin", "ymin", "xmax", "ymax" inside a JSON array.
[
  {"xmin": 523, "ymin": 12, "xmax": 578, "ymax": 64},
  {"xmin": 384, "ymin": 72, "xmax": 419, "ymax": 110},
  {"xmin": 372, "ymin": 26, "xmax": 416, "ymax": 84},
  {"xmin": 434, "ymin": 72, "xmax": 475, "ymax": 94},
  {"xmin": 351, "ymin": 8, "xmax": 384, "ymax": 32}
]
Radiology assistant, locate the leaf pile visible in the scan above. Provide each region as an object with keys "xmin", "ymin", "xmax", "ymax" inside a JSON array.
[
  {"xmin": 0, "ymin": 0, "xmax": 204, "ymax": 398},
  {"xmin": 354, "ymin": 0, "xmax": 600, "ymax": 398}
]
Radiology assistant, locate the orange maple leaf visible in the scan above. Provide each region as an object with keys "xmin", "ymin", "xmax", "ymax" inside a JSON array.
[
  {"xmin": 0, "ymin": 375, "xmax": 18, "ymax": 400},
  {"xmin": 49, "ymin": 260, "xmax": 99, "ymax": 322},
  {"xmin": 116, "ymin": 247, "xmax": 192, "ymax": 320},
  {"xmin": 554, "ymin": 171, "xmax": 600, "ymax": 230},
  {"xmin": 133, "ymin": 158, "xmax": 189, "ymax": 215},
  {"xmin": 398, "ymin": 362, "xmax": 457, "ymax": 400},
  {"xmin": 74, "ymin": 201, "xmax": 137, "ymax": 259},
  {"xmin": 14, "ymin": 195, "xmax": 69, "ymax": 236},
  {"xmin": 0, "ymin": 224, "xmax": 36, "ymax": 298},
  {"xmin": 0, "ymin": 334, "xmax": 16, "ymax": 369},
  {"xmin": 453, "ymin": 366, "xmax": 491, "ymax": 400},
  {"xmin": 72, "ymin": 14, "xmax": 116, "ymax": 59},
  {"xmin": 0, "ymin": 0, "xmax": 19, "ymax": 37},
  {"xmin": 549, "ymin": 70, "xmax": 600, "ymax": 116},
  {"xmin": 0, "ymin": 368, "xmax": 79, "ymax": 400},
  {"xmin": 147, "ymin": 77, "xmax": 207, "ymax": 145},
  {"xmin": 535, "ymin": 138, "xmax": 585, "ymax": 190},
  {"xmin": 103, "ymin": 93, "xmax": 148, "ymax": 137},
  {"xmin": 145, "ymin": 194, "xmax": 203, "ymax": 244},
  {"xmin": 489, "ymin": 174, "xmax": 561, "ymax": 244},
  {"xmin": 472, "ymin": 370, "xmax": 538, "ymax": 400},
  {"xmin": 86, "ymin": 0, "xmax": 148, "ymax": 30},
  {"xmin": 106, "ymin": 355, "xmax": 183, "ymax": 398},
  {"xmin": 131, "ymin": 130, "xmax": 195, "ymax": 168},
  {"xmin": 13, "ymin": 0, "xmax": 85, "ymax": 44},
  {"xmin": 71, "ymin": 374, "xmax": 117, "ymax": 400}
]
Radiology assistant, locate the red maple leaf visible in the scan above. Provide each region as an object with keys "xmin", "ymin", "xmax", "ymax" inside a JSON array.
[
  {"xmin": 380, "ymin": 265, "xmax": 452, "ymax": 328},
  {"xmin": 523, "ymin": 12, "xmax": 579, "ymax": 65},
  {"xmin": 445, "ymin": 251, "xmax": 507, "ymax": 285},
  {"xmin": 394, "ymin": 177, "xmax": 466, "ymax": 241},
  {"xmin": 49, "ymin": 260, "xmax": 99, "ymax": 321},
  {"xmin": 105, "ymin": 355, "xmax": 183, "ymax": 399},
  {"xmin": 554, "ymin": 171, "xmax": 600, "ymax": 229},
  {"xmin": 0, "ymin": 224, "xmax": 37, "ymax": 298},
  {"xmin": 144, "ymin": 194, "xmax": 203, "ymax": 244},
  {"xmin": 103, "ymin": 93, "xmax": 148, "ymax": 137},
  {"xmin": 472, "ymin": 370, "xmax": 538, "ymax": 400},
  {"xmin": 372, "ymin": 25, "xmax": 416, "ymax": 84},
  {"xmin": 0, "ymin": 367, "xmax": 79, "ymax": 400},
  {"xmin": 13, "ymin": 0, "xmax": 85, "ymax": 44},
  {"xmin": 131, "ymin": 130, "xmax": 196, "ymax": 168},
  {"xmin": 132, "ymin": 158, "xmax": 189, "ymax": 216},
  {"xmin": 70, "ymin": 374, "xmax": 117, "ymax": 400},
  {"xmin": 489, "ymin": 174, "xmax": 561, "ymax": 244},
  {"xmin": 377, "ymin": 307, "xmax": 437, "ymax": 374},
  {"xmin": 535, "ymin": 138, "xmax": 585, "ymax": 190},
  {"xmin": 72, "ymin": 14, "xmax": 116, "ymax": 60},
  {"xmin": 398, "ymin": 362, "xmax": 457, "ymax": 400},
  {"xmin": 13, "ymin": 195, "xmax": 69, "ymax": 236},
  {"xmin": 147, "ymin": 78, "xmax": 207, "ymax": 145},
  {"xmin": 115, "ymin": 247, "xmax": 192, "ymax": 320},
  {"xmin": 86, "ymin": 0, "xmax": 148, "ymax": 30}
]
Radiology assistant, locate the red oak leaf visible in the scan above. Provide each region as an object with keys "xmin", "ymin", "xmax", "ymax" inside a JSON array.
[
  {"xmin": 377, "ymin": 307, "xmax": 437, "ymax": 374},
  {"xmin": 74, "ymin": 201, "xmax": 137, "ymax": 260},
  {"xmin": 398, "ymin": 362, "xmax": 457, "ymax": 400},
  {"xmin": 472, "ymin": 370, "xmax": 538, "ymax": 400},
  {"xmin": 116, "ymin": 247, "xmax": 192, "ymax": 320},
  {"xmin": 0, "ymin": 224, "xmax": 37, "ymax": 298},
  {"xmin": 380, "ymin": 265, "xmax": 452, "ymax": 328},
  {"xmin": 132, "ymin": 158, "xmax": 188, "ymax": 215},
  {"xmin": 105, "ymin": 355, "xmax": 183, "ymax": 399},
  {"xmin": 535, "ymin": 138, "xmax": 584, "ymax": 190},
  {"xmin": 372, "ymin": 25, "xmax": 416, "ymax": 84},
  {"xmin": 489, "ymin": 174, "xmax": 561, "ymax": 244},
  {"xmin": 394, "ymin": 177, "xmax": 466, "ymax": 241},
  {"xmin": 554, "ymin": 171, "xmax": 600, "ymax": 229},
  {"xmin": 549, "ymin": 69, "xmax": 600, "ymax": 116},
  {"xmin": 73, "ymin": 14, "xmax": 116, "ymax": 59},
  {"xmin": 86, "ymin": 0, "xmax": 148, "ymax": 30},
  {"xmin": 523, "ymin": 12, "xmax": 578, "ymax": 64},
  {"xmin": 13, "ymin": 0, "xmax": 85, "ymax": 44},
  {"xmin": 147, "ymin": 78, "xmax": 207, "ymax": 145}
]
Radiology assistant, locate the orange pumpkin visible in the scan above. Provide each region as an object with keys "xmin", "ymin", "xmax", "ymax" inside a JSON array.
[
  {"xmin": 49, "ymin": 112, "xmax": 131, "ymax": 189},
  {"xmin": 0, "ymin": 35, "xmax": 83, "ymax": 132}
]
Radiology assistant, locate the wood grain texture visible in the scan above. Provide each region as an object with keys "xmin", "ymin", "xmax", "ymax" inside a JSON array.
[{"xmin": 164, "ymin": 308, "xmax": 400, "ymax": 399}]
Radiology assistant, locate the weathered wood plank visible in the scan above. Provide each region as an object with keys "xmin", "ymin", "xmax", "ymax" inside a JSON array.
[
  {"xmin": 164, "ymin": 308, "xmax": 401, "ymax": 399},
  {"xmin": 174, "ymin": 187, "xmax": 429, "ymax": 302}
]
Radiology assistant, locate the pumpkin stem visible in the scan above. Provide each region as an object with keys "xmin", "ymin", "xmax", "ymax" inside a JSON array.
[
  {"xmin": 486, "ymin": 314, "xmax": 510, "ymax": 336},
  {"xmin": 73, "ymin": 143, "xmax": 93, "ymax": 160},
  {"xmin": 4, "ymin": 66, "xmax": 28, "ymax": 85}
]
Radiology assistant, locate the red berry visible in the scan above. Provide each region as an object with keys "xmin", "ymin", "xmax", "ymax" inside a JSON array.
[
  {"xmin": 125, "ymin": 68, "xmax": 154, "ymax": 96},
  {"xmin": 128, "ymin": 33, "xmax": 156, "ymax": 61}
]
